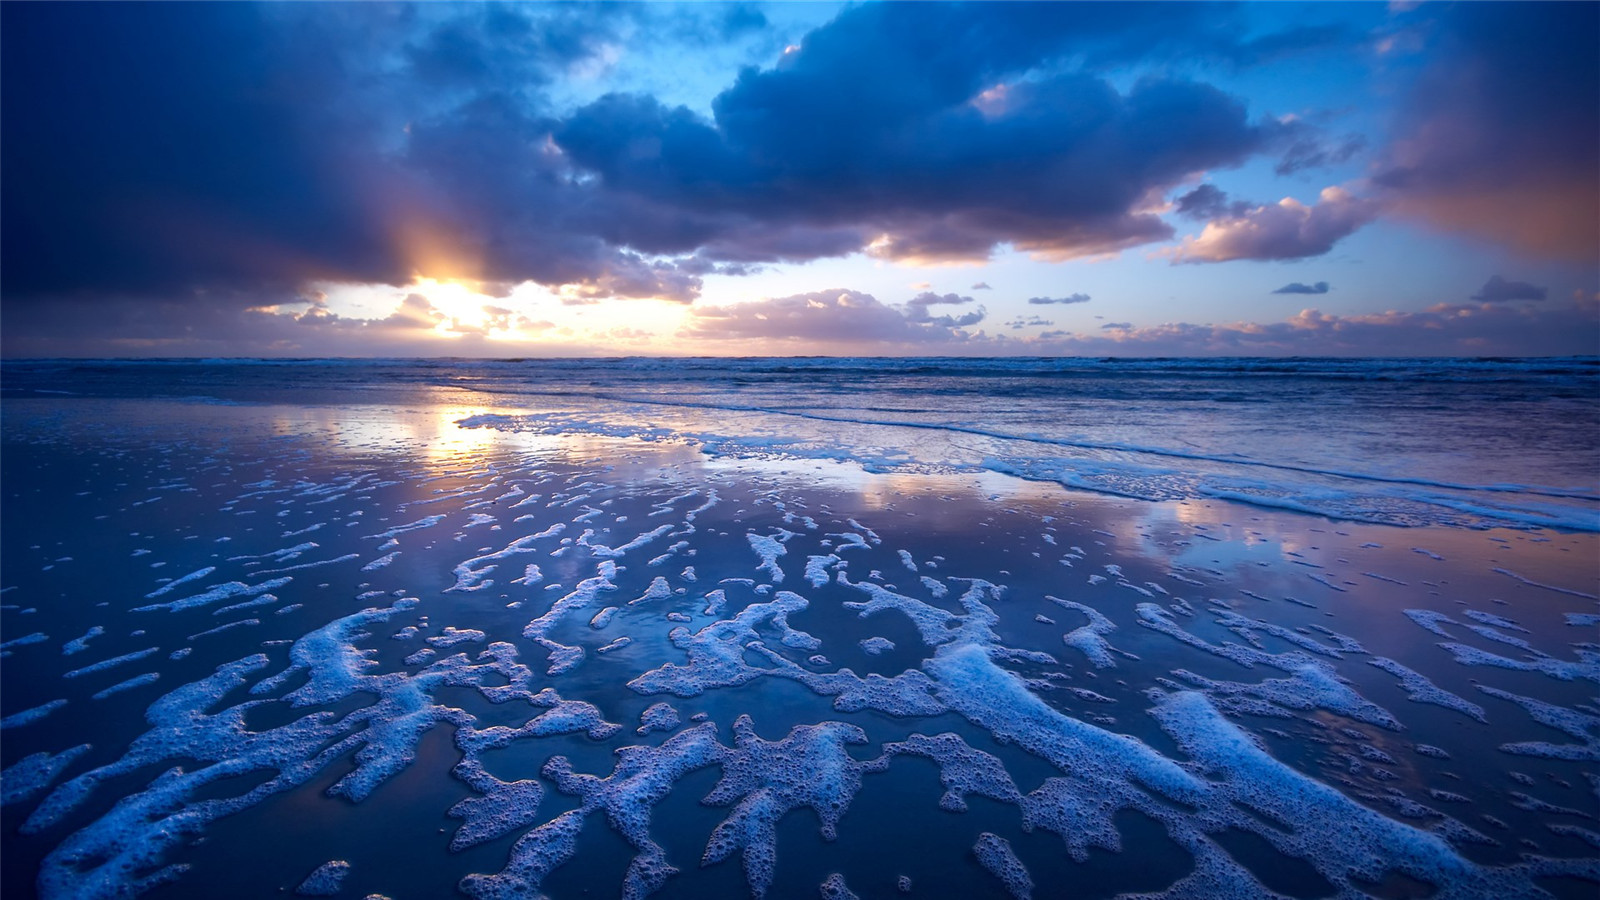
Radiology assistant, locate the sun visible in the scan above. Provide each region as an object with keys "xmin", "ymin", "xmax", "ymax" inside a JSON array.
[{"xmin": 411, "ymin": 277, "xmax": 496, "ymax": 335}]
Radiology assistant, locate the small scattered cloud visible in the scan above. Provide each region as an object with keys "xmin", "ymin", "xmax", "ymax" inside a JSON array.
[
  {"xmin": 1272, "ymin": 281, "xmax": 1330, "ymax": 295},
  {"xmin": 1173, "ymin": 184, "xmax": 1249, "ymax": 221},
  {"xmin": 1014, "ymin": 295, "xmax": 1599, "ymax": 356},
  {"xmin": 387, "ymin": 293, "xmax": 447, "ymax": 330},
  {"xmin": 1027, "ymin": 293, "xmax": 1091, "ymax": 305},
  {"xmin": 904, "ymin": 291, "xmax": 985, "ymax": 326},
  {"xmin": 1004, "ymin": 315, "xmax": 1054, "ymax": 330},
  {"xmin": 11, "ymin": 279, "xmax": 1595, "ymax": 359},
  {"xmin": 970, "ymin": 281, "xmax": 992, "ymax": 290},
  {"xmin": 1470, "ymin": 275, "xmax": 1546, "ymax": 302},
  {"xmin": 1172, "ymin": 186, "xmax": 1377, "ymax": 263},
  {"xmin": 1275, "ymin": 133, "xmax": 1365, "ymax": 175}
]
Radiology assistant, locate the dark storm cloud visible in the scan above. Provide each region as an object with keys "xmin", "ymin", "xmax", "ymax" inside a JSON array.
[
  {"xmin": 557, "ymin": 13, "xmax": 1268, "ymax": 264},
  {"xmin": 1027, "ymin": 295, "xmax": 1092, "ymax": 306},
  {"xmin": 1374, "ymin": 2, "xmax": 1599, "ymax": 261},
  {"xmin": 1470, "ymin": 276, "xmax": 1547, "ymax": 303},
  {"xmin": 0, "ymin": 2, "xmax": 395, "ymax": 300},
  {"xmin": 0, "ymin": 0, "xmax": 1369, "ymax": 339},
  {"xmin": 0, "ymin": 2, "xmax": 685, "ymax": 308},
  {"xmin": 1272, "ymin": 281, "xmax": 1330, "ymax": 295},
  {"xmin": 402, "ymin": 3, "xmax": 623, "ymax": 90}
]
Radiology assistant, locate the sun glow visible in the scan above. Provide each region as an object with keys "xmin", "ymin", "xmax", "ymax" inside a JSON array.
[
  {"xmin": 410, "ymin": 278, "xmax": 497, "ymax": 336},
  {"xmin": 305, "ymin": 274, "xmax": 703, "ymax": 352}
]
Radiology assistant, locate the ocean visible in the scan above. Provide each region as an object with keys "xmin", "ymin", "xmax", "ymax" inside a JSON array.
[{"xmin": 1, "ymin": 357, "xmax": 1596, "ymax": 899}]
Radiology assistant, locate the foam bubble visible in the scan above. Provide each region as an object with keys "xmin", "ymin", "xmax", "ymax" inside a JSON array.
[
  {"xmin": 91, "ymin": 672, "xmax": 160, "ymax": 700},
  {"xmin": 459, "ymin": 809, "xmax": 585, "ymax": 900},
  {"xmin": 820, "ymin": 873, "xmax": 860, "ymax": 900},
  {"xmin": 1, "ymin": 744, "xmax": 91, "ymax": 807},
  {"xmin": 628, "ymin": 577, "xmax": 674, "ymax": 606},
  {"xmin": 1147, "ymin": 689, "xmax": 1600, "ymax": 897},
  {"xmin": 1, "ymin": 632, "xmax": 49, "ymax": 652},
  {"xmin": 1047, "ymin": 596, "xmax": 1118, "ymax": 668},
  {"xmin": 700, "ymin": 717, "xmax": 886, "ymax": 899},
  {"xmin": 973, "ymin": 833, "xmax": 1032, "ymax": 900},
  {"xmin": 859, "ymin": 637, "xmax": 895, "ymax": 655},
  {"xmin": 1368, "ymin": 657, "xmax": 1487, "ymax": 722},
  {"xmin": 1477, "ymin": 685, "xmax": 1599, "ymax": 760},
  {"xmin": 805, "ymin": 555, "xmax": 840, "ymax": 588},
  {"xmin": 63, "ymin": 647, "xmax": 162, "ymax": 679},
  {"xmin": 637, "ymin": 702, "xmax": 680, "ymax": 736},
  {"xmin": 428, "ymin": 627, "xmax": 487, "ymax": 648},
  {"xmin": 295, "ymin": 860, "xmax": 351, "ymax": 896},
  {"xmin": 584, "ymin": 523, "xmax": 675, "ymax": 559},
  {"xmin": 133, "ymin": 576, "xmax": 291, "ymax": 613},
  {"xmin": 747, "ymin": 530, "xmax": 796, "ymax": 583},
  {"xmin": 883, "ymin": 733, "xmax": 1021, "ymax": 812},
  {"xmin": 62, "ymin": 626, "xmax": 105, "ymax": 655}
]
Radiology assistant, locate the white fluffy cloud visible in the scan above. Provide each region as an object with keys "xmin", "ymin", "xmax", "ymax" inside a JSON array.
[{"xmin": 1171, "ymin": 187, "xmax": 1378, "ymax": 263}]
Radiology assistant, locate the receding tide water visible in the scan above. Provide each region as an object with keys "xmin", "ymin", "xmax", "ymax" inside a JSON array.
[{"xmin": 1, "ymin": 357, "xmax": 1596, "ymax": 900}]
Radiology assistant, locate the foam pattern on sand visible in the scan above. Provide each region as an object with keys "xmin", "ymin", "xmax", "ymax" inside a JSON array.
[
  {"xmin": 2, "ymin": 405, "xmax": 1596, "ymax": 900},
  {"xmin": 699, "ymin": 716, "xmax": 886, "ymax": 899}
]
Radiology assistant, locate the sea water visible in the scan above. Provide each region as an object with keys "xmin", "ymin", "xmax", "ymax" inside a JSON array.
[{"xmin": 1, "ymin": 358, "xmax": 1595, "ymax": 899}]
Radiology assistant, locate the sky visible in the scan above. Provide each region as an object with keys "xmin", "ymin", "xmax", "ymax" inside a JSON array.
[{"xmin": 1, "ymin": 1, "xmax": 1596, "ymax": 358}]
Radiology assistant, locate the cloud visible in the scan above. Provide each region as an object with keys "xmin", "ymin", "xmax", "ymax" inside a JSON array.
[
  {"xmin": 10, "ymin": 0, "xmax": 1586, "ymax": 359},
  {"xmin": 1274, "ymin": 132, "xmax": 1365, "ymax": 176},
  {"xmin": 549, "ymin": 253, "xmax": 703, "ymax": 304},
  {"xmin": 0, "ymin": 0, "xmax": 1372, "ymax": 338},
  {"xmin": 0, "ymin": 2, "xmax": 691, "ymax": 308},
  {"xmin": 0, "ymin": 289, "xmax": 648, "ymax": 358},
  {"xmin": 1027, "ymin": 294, "xmax": 1092, "ymax": 306},
  {"xmin": 970, "ymin": 282, "xmax": 992, "ymax": 290},
  {"xmin": 1172, "ymin": 186, "xmax": 1377, "ymax": 263},
  {"xmin": 1470, "ymin": 275, "xmax": 1546, "ymax": 303},
  {"xmin": 1373, "ymin": 3, "xmax": 1598, "ymax": 260},
  {"xmin": 679, "ymin": 289, "xmax": 983, "ymax": 347},
  {"xmin": 1005, "ymin": 316, "xmax": 1055, "ymax": 330},
  {"xmin": 1173, "ymin": 184, "xmax": 1242, "ymax": 221},
  {"xmin": 1272, "ymin": 281, "xmax": 1330, "ymax": 295},
  {"xmin": 1018, "ymin": 297, "xmax": 1600, "ymax": 357},
  {"xmin": 10, "ymin": 284, "xmax": 1594, "ymax": 360},
  {"xmin": 554, "ymin": 4, "xmax": 1271, "ymax": 266},
  {"xmin": 904, "ymin": 292, "xmax": 985, "ymax": 327},
  {"xmin": 386, "ymin": 293, "xmax": 447, "ymax": 330},
  {"xmin": 672, "ymin": 290, "xmax": 1599, "ymax": 357}
]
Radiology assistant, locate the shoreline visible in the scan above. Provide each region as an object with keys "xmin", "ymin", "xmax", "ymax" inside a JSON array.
[{"xmin": 3, "ymin": 394, "xmax": 1597, "ymax": 898}]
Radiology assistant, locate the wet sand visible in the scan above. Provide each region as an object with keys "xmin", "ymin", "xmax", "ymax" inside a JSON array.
[{"xmin": 2, "ymin": 396, "xmax": 1596, "ymax": 899}]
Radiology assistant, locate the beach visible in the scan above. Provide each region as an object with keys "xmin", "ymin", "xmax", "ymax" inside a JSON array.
[{"xmin": 1, "ymin": 358, "xmax": 1596, "ymax": 899}]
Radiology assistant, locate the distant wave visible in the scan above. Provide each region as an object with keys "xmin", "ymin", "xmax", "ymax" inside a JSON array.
[
  {"xmin": 6, "ymin": 355, "xmax": 1598, "ymax": 384},
  {"xmin": 7, "ymin": 356, "xmax": 1596, "ymax": 531},
  {"xmin": 458, "ymin": 410, "xmax": 1600, "ymax": 533}
]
